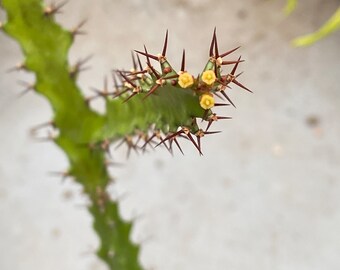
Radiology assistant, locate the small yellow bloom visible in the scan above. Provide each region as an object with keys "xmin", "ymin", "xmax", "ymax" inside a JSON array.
[
  {"xmin": 178, "ymin": 72, "xmax": 194, "ymax": 88},
  {"xmin": 202, "ymin": 70, "xmax": 216, "ymax": 86},
  {"xmin": 199, "ymin": 93, "xmax": 215, "ymax": 110}
]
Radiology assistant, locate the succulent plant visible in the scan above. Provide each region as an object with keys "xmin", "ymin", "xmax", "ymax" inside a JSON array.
[
  {"xmin": 106, "ymin": 29, "xmax": 251, "ymax": 155},
  {"xmin": 0, "ymin": 0, "xmax": 250, "ymax": 269}
]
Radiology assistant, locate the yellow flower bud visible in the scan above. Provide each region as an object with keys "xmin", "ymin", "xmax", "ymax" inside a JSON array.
[
  {"xmin": 199, "ymin": 93, "xmax": 215, "ymax": 110},
  {"xmin": 178, "ymin": 72, "xmax": 194, "ymax": 88},
  {"xmin": 202, "ymin": 70, "xmax": 216, "ymax": 86}
]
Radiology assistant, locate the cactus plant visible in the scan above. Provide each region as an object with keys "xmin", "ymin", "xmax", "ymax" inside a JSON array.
[{"xmin": 0, "ymin": 0, "xmax": 250, "ymax": 269}]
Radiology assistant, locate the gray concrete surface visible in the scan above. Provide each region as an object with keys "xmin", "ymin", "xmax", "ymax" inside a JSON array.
[{"xmin": 1, "ymin": 0, "xmax": 340, "ymax": 269}]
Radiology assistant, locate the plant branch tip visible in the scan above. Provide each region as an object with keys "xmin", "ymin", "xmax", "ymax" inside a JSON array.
[{"xmin": 44, "ymin": 0, "xmax": 68, "ymax": 16}]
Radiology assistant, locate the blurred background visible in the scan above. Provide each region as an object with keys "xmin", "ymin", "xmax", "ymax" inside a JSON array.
[{"xmin": 0, "ymin": 0, "xmax": 340, "ymax": 269}]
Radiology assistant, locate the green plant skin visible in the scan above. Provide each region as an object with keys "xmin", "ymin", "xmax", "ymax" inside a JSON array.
[{"xmin": 104, "ymin": 87, "xmax": 203, "ymax": 139}]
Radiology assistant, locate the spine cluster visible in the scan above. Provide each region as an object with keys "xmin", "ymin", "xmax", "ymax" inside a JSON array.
[{"xmin": 92, "ymin": 29, "xmax": 252, "ymax": 155}]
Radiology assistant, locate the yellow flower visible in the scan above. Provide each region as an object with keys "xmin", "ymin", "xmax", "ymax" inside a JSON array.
[
  {"xmin": 178, "ymin": 72, "xmax": 194, "ymax": 88},
  {"xmin": 202, "ymin": 70, "xmax": 216, "ymax": 86},
  {"xmin": 199, "ymin": 93, "xmax": 215, "ymax": 110}
]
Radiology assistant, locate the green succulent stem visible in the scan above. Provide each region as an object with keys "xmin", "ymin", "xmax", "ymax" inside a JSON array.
[{"xmin": 1, "ymin": 0, "xmax": 143, "ymax": 269}]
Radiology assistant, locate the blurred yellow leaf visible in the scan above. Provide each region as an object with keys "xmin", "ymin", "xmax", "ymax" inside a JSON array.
[
  {"xmin": 284, "ymin": 0, "xmax": 297, "ymax": 15},
  {"xmin": 292, "ymin": 7, "xmax": 340, "ymax": 47}
]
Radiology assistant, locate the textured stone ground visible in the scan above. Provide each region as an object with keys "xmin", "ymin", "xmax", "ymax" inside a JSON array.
[{"xmin": 1, "ymin": 0, "xmax": 340, "ymax": 269}]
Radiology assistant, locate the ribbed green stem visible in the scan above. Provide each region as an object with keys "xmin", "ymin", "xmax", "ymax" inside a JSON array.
[{"xmin": 1, "ymin": 1, "xmax": 143, "ymax": 269}]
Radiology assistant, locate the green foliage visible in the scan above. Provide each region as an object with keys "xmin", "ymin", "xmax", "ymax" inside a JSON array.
[
  {"xmin": 292, "ymin": 7, "xmax": 340, "ymax": 47},
  {"xmin": 1, "ymin": 0, "xmax": 250, "ymax": 269},
  {"xmin": 284, "ymin": 0, "xmax": 340, "ymax": 46},
  {"xmin": 284, "ymin": 0, "xmax": 297, "ymax": 15}
]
